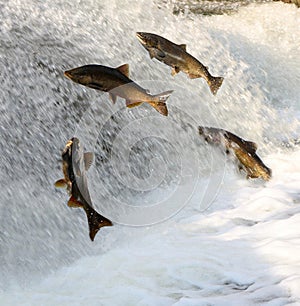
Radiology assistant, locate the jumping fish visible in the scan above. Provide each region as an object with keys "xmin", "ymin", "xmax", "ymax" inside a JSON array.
[
  {"xmin": 198, "ymin": 126, "xmax": 272, "ymax": 181},
  {"xmin": 64, "ymin": 64, "xmax": 173, "ymax": 116},
  {"xmin": 55, "ymin": 137, "xmax": 112, "ymax": 241},
  {"xmin": 136, "ymin": 32, "xmax": 224, "ymax": 95}
]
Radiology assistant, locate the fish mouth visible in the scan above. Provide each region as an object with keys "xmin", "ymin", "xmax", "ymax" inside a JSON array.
[
  {"xmin": 198, "ymin": 126, "xmax": 205, "ymax": 135},
  {"xmin": 198, "ymin": 126, "xmax": 214, "ymax": 143},
  {"xmin": 136, "ymin": 32, "xmax": 147, "ymax": 45},
  {"xmin": 64, "ymin": 70, "xmax": 73, "ymax": 79},
  {"xmin": 66, "ymin": 139, "xmax": 74, "ymax": 147}
]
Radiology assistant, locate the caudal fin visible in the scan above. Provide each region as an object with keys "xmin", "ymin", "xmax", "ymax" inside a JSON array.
[
  {"xmin": 264, "ymin": 167, "xmax": 272, "ymax": 181},
  {"xmin": 149, "ymin": 90, "xmax": 173, "ymax": 116},
  {"xmin": 83, "ymin": 205, "xmax": 113, "ymax": 241},
  {"xmin": 209, "ymin": 76, "xmax": 224, "ymax": 95},
  {"xmin": 154, "ymin": 90, "xmax": 173, "ymax": 103},
  {"xmin": 147, "ymin": 101, "xmax": 169, "ymax": 116}
]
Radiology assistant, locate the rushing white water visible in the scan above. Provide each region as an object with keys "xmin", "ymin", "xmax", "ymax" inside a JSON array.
[{"xmin": 1, "ymin": 0, "xmax": 300, "ymax": 305}]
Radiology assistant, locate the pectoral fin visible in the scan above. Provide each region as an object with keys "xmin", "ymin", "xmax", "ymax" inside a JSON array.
[
  {"xmin": 54, "ymin": 179, "xmax": 67, "ymax": 188},
  {"xmin": 148, "ymin": 48, "xmax": 165, "ymax": 59},
  {"xmin": 171, "ymin": 66, "xmax": 180, "ymax": 76},
  {"xmin": 84, "ymin": 152, "xmax": 94, "ymax": 171},
  {"xmin": 156, "ymin": 49, "xmax": 166, "ymax": 58}
]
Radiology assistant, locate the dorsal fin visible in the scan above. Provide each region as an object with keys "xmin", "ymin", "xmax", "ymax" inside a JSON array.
[
  {"xmin": 116, "ymin": 64, "xmax": 129, "ymax": 78},
  {"xmin": 244, "ymin": 141, "xmax": 257, "ymax": 153},
  {"xmin": 178, "ymin": 44, "xmax": 187, "ymax": 51},
  {"xmin": 84, "ymin": 152, "xmax": 94, "ymax": 171}
]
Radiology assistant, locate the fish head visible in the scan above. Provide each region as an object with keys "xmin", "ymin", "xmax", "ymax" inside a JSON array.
[
  {"xmin": 64, "ymin": 66, "xmax": 93, "ymax": 86},
  {"xmin": 198, "ymin": 126, "xmax": 224, "ymax": 145},
  {"xmin": 61, "ymin": 138, "xmax": 75, "ymax": 162},
  {"xmin": 61, "ymin": 137, "xmax": 83, "ymax": 171},
  {"xmin": 60, "ymin": 138, "xmax": 76, "ymax": 192},
  {"xmin": 136, "ymin": 32, "xmax": 158, "ymax": 49}
]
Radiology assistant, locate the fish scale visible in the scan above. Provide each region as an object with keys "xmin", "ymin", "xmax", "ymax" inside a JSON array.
[
  {"xmin": 64, "ymin": 64, "xmax": 173, "ymax": 116},
  {"xmin": 136, "ymin": 32, "xmax": 224, "ymax": 95}
]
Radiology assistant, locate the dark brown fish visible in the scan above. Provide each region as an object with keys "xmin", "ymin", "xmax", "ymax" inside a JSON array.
[
  {"xmin": 198, "ymin": 126, "xmax": 272, "ymax": 181},
  {"xmin": 136, "ymin": 32, "xmax": 223, "ymax": 95},
  {"xmin": 55, "ymin": 138, "xmax": 112, "ymax": 241},
  {"xmin": 64, "ymin": 64, "xmax": 173, "ymax": 116}
]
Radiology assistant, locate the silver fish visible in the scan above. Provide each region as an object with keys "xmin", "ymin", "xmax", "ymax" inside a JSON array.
[
  {"xmin": 199, "ymin": 126, "xmax": 272, "ymax": 181},
  {"xmin": 55, "ymin": 137, "xmax": 112, "ymax": 241},
  {"xmin": 64, "ymin": 64, "xmax": 173, "ymax": 116},
  {"xmin": 136, "ymin": 32, "xmax": 223, "ymax": 95}
]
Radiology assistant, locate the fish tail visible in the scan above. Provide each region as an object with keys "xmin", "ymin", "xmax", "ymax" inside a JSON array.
[
  {"xmin": 209, "ymin": 76, "xmax": 224, "ymax": 95},
  {"xmin": 84, "ymin": 205, "xmax": 113, "ymax": 241},
  {"xmin": 148, "ymin": 101, "xmax": 169, "ymax": 116},
  {"xmin": 263, "ymin": 167, "xmax": 272, "ymax": 181},
  {"xmin": 154, "ymin": 90, "xmax": 173, "ymax": 103},
  {"xmin": 149, "ymin": 90, "xmax": 173, "ymax": 116}
]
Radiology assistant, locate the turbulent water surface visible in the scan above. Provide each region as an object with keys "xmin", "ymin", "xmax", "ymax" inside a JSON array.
[{"xmin": 1, "ymin": 0, "xmax": 300, "ymax": 305}]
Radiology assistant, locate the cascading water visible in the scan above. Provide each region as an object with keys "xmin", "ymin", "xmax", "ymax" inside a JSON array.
[{"xmin": 1, "ymin": 0, "xmax": 300, "ymax": 304}]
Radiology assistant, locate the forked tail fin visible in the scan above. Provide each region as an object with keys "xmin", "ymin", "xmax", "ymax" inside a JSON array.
[
  {"xmin": 209, "ymin": 76, "xmax": 224, "ymax": 95},
  {"xmin": 148, "ymin": 101, "xmax": 169, "ymax": 116},
  {"xmin": 83, "ymin": 205, "xmax": 113, "ymax": 241},
  {"xmin": 150, "ymin": 90, "xmax": 173, "ymax": 116},
  {"xmin": 264, "ymin": 167, "xmax": 272, "ymax": 181},
  {"xmin": 154, "ymin": 90, "xmax": 173, "ymax": 103}
]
